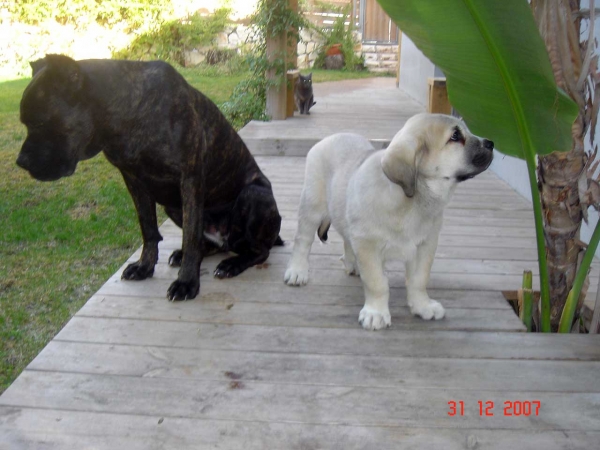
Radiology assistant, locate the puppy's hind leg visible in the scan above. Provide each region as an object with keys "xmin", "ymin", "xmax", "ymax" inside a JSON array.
[
  {"xmin": 340, "ymin": 239, "xmax": 360, "ymax": 276},
  {"xmin": 284, "ymin": 187, "xmax": 328, "ymax": 286}
]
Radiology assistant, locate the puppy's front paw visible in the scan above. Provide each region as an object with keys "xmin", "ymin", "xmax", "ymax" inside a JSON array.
[
  {"xmin": 410, "ymin": 299, "xmax": 445, "ymax": 320},
  {"xmin": 122, "ymin": 261, "xmax": 154, "ymax": 280},
  {"xmin": 167, "ymin": 278, "xmax": 199, "ymax": 301},
  {"xmin": 284, "ymin": 263, "xmax": 309, "ymax": 286},
  {"xmin": 358, "ymin": 306, "xmax": 391, "ymax": 331}
]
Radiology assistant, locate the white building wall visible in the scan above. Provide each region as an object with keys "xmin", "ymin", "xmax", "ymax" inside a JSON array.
[{"xmin": 398, "ymin": 36, "xmax": 436, "ymax": 107}]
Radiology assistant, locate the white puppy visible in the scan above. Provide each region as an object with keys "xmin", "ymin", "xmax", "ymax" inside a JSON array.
[{"xmin": 284, "ymin": 113, "xmax": 494, "ymax": 330}]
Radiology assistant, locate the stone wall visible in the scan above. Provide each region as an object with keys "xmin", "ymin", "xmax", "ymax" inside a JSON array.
[
  {"xmin": 183, "ymin": 25, "xmax": 325, "ymax": 69},
  {"xmin": 362, "ymin": 43, "xmax": 399, "ymax": 73},
  {"xmin": 296, "ymin": 28, "xmax": 324, "ymax": 69},
  {"xmin": 183, "ymin": 23, "xmax": 256, "ymax": 66}
]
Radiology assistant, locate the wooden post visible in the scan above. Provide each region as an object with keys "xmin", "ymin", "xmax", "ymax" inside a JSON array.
[
  {"xmin": 427, "ymin": 77, "xmax": 452, "ymax": 114},
  {"xmin": 286, "ymin": 69, "xmax": 299, "ymax": 117},
  {"xmin": 396, "ymin": 30, "xmax": 402, "ymax": 88},
  {"xmin": 265, "ymin": 0, "xmax": 294, "ymax": 120},
  {"xmin": 285, "ymin": 0, "xmax": 299, "ymax": 117},
  {"xmin": 265, "ymin": 31, "xmax": 287, "ymax": 120},
  {"xmin": 287, "ymin": 0, "xmax": 298, "ymax": 70}
]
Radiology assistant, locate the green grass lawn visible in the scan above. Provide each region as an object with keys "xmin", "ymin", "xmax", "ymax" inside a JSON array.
[{"xmin": 0, "ymin": 66, "xmax": 383, "ymax": 393}]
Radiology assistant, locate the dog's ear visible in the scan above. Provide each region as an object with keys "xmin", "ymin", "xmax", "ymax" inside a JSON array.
[
  {"xmin": 44, "ymin": 54, "xmax": 83, "ymax": 92},
  {"xmin": 381, "ymin": 136, "xmax": 424, "ymax": 198},
  {"xmin": 29, "ymin": 58, "xmax": 47, "ymax": 77}
]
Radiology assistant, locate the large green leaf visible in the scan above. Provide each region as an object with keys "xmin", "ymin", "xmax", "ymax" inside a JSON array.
[{"xmin": 377, "ymin": 0, "xmax": 578, "ymax": 158}]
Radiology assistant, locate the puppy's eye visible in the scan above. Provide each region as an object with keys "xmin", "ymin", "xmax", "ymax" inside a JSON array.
[{"xmin": 449, "ymin": 129, "xmax": 464, "ymax": 143}]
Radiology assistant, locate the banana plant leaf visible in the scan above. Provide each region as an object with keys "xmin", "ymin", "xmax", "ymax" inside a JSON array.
[{"xmin": 377, "ymin": 0, "xmax": 578, "ymax": 158}]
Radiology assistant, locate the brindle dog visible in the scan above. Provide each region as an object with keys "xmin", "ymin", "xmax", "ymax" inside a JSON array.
[{"xmin": 16, "ymin": 54, "xmax": 282, "ymax": 301}]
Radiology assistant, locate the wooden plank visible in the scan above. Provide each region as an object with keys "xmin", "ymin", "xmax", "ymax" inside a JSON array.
[
  {"xmin": 149, "ymin": 234, "xmax": 542, "ymax": 261},
  {"xmin": 128, "ymin": 251, "xmax": 558, "ymax": 277},
  {"xmin": 160, "ymin": 218, "xmax": 541, "ymax": 239},
  {"xmin": 96, "ymin": 274, "xmax": 515, "ymax": 305},
  {"xmin": 107, "ymin": 259, "xmax": 598, "ymax": 292},
  {"xmin": 271, "ymin": 197, "xmax": 532, "ymax": 212},
  {"xmin": 3, "ymin": 407, "xmax": 600, "ymax": 450},
  {"xmin": 95, "ymin": 279, "xmax": 510, "ymax": 309},
  {"xmin": 160, "ymin": 220, "xmax": 539, "ymax": 238},
  {"xmin": 161, "ymin": 230, "xmax": 540, "ymax": 251},
  {"xmin": 270, "ymin": 184, "xmax": 533, "ymax": 199},
  {"xmin": 159, "ymin": 224, "xmax": 541, "ymax": 249},
  {"xmin": 28, "ymin": 341, "xmax": 600, "ymax": 392},
  {"xmin": 231, "ymin": 209, "xmax": 537, "ymax": 225},
  {"xmin": 279, "ymin": 223, "xmax": 538, "ymax": 238},
  {"xmin": 53, "ymin": 317, "xmax": 600, "ymax": 360},
  {"xmin": 2, "ymin": 371, "xmax": 599, "ymax": 430},
  {"xmin": 76, "ymin": 294, "xmax": 524, "ymax": 332}
]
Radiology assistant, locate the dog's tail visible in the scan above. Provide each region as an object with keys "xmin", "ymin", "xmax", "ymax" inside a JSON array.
[
  {"xmin": 317, "ymin": 220, "xmax": 330, "ymax": 243},
  {"xmin": 274, "ymin": 235, "xmax": 285, "ymax": 246}
]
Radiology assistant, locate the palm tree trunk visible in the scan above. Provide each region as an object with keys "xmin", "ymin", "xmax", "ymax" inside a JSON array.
[{"xmin": 531, "ymin": 0, "xmax": 588, "ymax": 330}]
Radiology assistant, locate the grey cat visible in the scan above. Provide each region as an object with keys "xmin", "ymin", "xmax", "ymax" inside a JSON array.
[{"xmin": 294, "ymin": 73, "xmax": 316, "ymax": 115}]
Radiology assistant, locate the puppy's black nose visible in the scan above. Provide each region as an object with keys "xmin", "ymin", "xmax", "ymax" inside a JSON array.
[{"xmin": 483, "ymin": 139, "xmax": 494, "ymax": 150}]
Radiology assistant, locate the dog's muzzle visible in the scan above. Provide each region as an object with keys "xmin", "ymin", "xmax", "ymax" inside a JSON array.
[{"xmin": 16, "ymin": 151, "xmax": 76, "ymax": 181}]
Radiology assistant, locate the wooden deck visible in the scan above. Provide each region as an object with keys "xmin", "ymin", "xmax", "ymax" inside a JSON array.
[{"xmin": 2, "ymin": 78, "xmax": 600, "ymax": 449}]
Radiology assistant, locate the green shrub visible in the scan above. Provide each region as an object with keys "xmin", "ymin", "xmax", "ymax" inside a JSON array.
[
  {"xmin": 312, "ymin": 3, "xmax": 363, "ymax": 71},
  {"xmin": 114, "ymin": 8, "xmax": 231, "ymax": 65},
  {"xmin": 8, "ymin": 0, "xmax": 172, "ymax": 30},
  {"xmin": 222, "ymin": 0, "xmax": 307, "ymax": 129},
  {"xmin": 221, "ymin": 78, "xmax": 270, "ymax": 130}
]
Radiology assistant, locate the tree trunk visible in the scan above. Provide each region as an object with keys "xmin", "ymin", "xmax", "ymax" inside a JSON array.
[{"xmin": 532, "ymin": 0, "xmax": 588, "ymax": 330}]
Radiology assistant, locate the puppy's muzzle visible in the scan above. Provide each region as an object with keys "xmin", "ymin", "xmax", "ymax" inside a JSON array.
[
  {"xmin": 473, "ymin": 139, "xmax": 494, "ymax": 168},
  {"xmin": 457, "ymin": 139, "xmax": 494, "ymax": 182}
]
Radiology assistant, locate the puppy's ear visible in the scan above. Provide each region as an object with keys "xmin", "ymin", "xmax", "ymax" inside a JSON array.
[
  {"xmin": 381, "ymin": 137, "xmax": 424, "ymax": 198},
  {"xmin": 44, "ymin": 54, "xmax": 83, "ymax": 92}
]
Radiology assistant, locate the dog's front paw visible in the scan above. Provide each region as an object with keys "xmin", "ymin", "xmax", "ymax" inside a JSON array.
[
  {"xmin": 358, "ymin": 306, "xmax": 391, "ymax": 331},
  {"xmin": 122, "ymin": 261, "xmax": 154, "ymax": 280},
  {"xmin": 284, "ymin": 263, "xmax": 309, "ymax": 286},
  {"xmin": 410, "ymin": 299, "xmax": 445, "ymax": 320},
  {"xmin": 168, "ymin": 249, "xmax": 183, "ymax": 267},
  {"xmin": 214, "ymin": 257, "xmax": 246, "ymax": 279},
  {"xmin": 167, "ymin": 278, "xmax": 199, "ymax": 301}
]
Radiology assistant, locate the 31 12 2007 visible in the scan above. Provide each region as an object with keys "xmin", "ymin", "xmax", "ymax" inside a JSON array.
[{"xmin": 448, "ymin": 400, "xmax": 541, "ymax": 417}]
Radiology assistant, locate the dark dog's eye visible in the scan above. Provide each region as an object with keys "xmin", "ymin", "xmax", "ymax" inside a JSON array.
[{"xmin": 26, "ymin": 121, "xmax": 46, "ymax": 129}]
